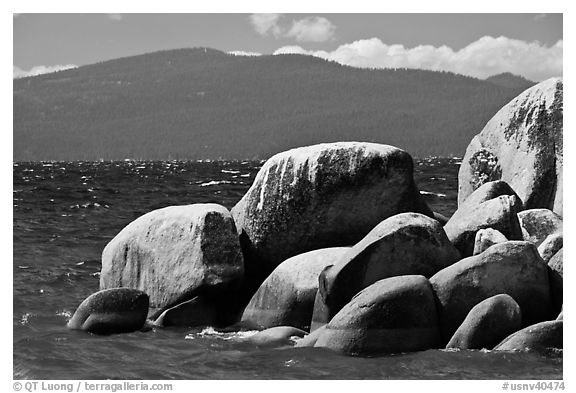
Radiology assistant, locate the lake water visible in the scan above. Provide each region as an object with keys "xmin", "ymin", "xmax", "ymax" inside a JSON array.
[{"xmin": 12, "ymin": 159, "xmax": 562, "ymax": 379}]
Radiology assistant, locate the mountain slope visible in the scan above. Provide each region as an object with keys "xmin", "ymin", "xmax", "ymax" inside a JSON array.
[
  {"xmin": 485, "ymin": 72, "xmax": 536, "ymax": 90},
  {"xmin": 14, "ymin": 48, "xmax": 528, "ymax": 161}
]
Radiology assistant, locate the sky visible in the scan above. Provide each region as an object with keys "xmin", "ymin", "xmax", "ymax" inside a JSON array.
[{"xmin": 13, "ymin": 13, "xmax": 563, "ymax": 81}]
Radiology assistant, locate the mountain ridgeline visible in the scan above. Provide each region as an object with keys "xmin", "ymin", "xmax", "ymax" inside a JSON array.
[{"xmin": 14, "ymin": 48, "xmax": 535, "ymax": 161}]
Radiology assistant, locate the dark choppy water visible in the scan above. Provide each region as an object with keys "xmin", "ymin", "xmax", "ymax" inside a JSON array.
[{"xmin": 13, "ymin": 159, "xmax": 562, "ymax": 379}]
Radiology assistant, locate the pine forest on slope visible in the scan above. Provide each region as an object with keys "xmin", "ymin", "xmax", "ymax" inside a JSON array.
[{"xmin": 13, "ymin": 48, "xmax": 535, "ymax": 161}]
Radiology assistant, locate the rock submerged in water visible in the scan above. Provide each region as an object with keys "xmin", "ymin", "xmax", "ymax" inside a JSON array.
[
  {"xmin": 444, "ymin": 185, "xmax": 523, "ymax": 257},
  {"xmin": 430, "ymin": 241, "xmax": 553, "ymax": 342},
  {"xmin": 231, "ymin": 142, "xmax": 433, "ymax": 285},
  {"xmin": 494, "ymin": 320, "xmax": 563, "ymax": 353},
  {"xmin": 241, "ymin": 247, "xmax": 349, "ymax": 331},
  {"xmin": 245, "ymin": 326, "xmax": 307, "ymax": 347},
  {"xmin": 312, "ymin": 213, "xmax": 460, "ymax": 328},
  {"xmin": 458, "ymin": 78, "xmax": 563, "ymax": 214},
  {"xmin": 67, "ymin": 288, "xmax": 149, "ymax": 335},
  {"xmin": 446, "ymin": 294, "xmax": 522, "ymax": 350},
  {"xmin": 313, "ymin": 275, "xmax": 441, "ymax": 356},
  {"xmin": 518, "ymin": 209, "xmax": 563, "ymax": 247},
  {"xmin": 100, "ymin": 204, "xmax": 244, "ymax": 310}
]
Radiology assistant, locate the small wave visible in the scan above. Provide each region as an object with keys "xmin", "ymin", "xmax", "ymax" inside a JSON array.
[
  {"xmin": 420, "ymin": 190, "xmax": 447, "ymax": 198},
  {"xmin": 20, "ymin": 313, "xmax": 33, "ymax": 325},
  {"xmin": 185, "ymin": 327, "xmax": 258, "ymax": 341},
  {"xmin": 221, "ymin": 170, "xmax": 240, "ymax": 174},
  {"xmin": 56, "ymin": 310, "xmax": 72, "ymax": 320},
  {"xmin": 240, "ymin": 173, "xmax": 251, "ymax": 177},
  {"xmin": 199, "ymin": 180, "xmax": 233, "ymax": 187}
]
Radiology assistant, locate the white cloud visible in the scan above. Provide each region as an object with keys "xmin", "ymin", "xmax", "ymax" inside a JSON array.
[
  {"xmin": 250, "ymin": 14, "xmax": 283, "ymax": 37},
  {"xmin": 13, "ymin": 64, "xmax": 77, "ymax": 79},
  {"xmin": 286, "ymin": 16, "xmax": 335, "ymax": 42},
  {"xmin": 250, "ymin": 13, "xmax": 336, "ymax": 43},
  {"xmin": 273, "ymin": 36, "xmax": 563, "ymax": 81},
  {"xmin": 228, "ymin": 51, "xmax": 262, "ymax": 57},
  {"xmin": 107, "ymin": 13, "xmax": 123, "ymax": 21}
]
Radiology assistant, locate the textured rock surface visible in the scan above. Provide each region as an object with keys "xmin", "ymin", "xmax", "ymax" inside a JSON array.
[
  {"xmin": 313, "ymin": 275, "xmax": 441, "ymax": 356},
  {"xmin": 241, "ymin": 247, "xmax": 349, "ymax": 330},
  {"xmin": 430, "ymin": 241, "xmax": 553, "ymax": 342},
  {"xmin": 494, "ymin": 320, "xmax": 563, "ymax": 353},
  {"xmin": 314, "ymin": 213, "xmax": 460, "ymax": 325},
  {"xmin": 473, "ymin": 228, "xmax": 508, "ymax": 255},
  {"xmin": 231, "ymin": 142, "xmax": 433, "ymax": 282},
  {"xmin": 446, "ymin": 294, "xmax": 522, "ymax": 350},
  {"xmin": 518, "ymin": 209, "xmax": 563, "ymax": 247},
  {"xmin": 538, "ymin": 232, "xmax": 563, "ymax": 263},
  {"xmin": 444, "ymin": 195, "xmax": 523, "ymax": 257},
  {"xmin": 458, "ymin": 78, "xmax": 563, "ymax": 214},
  {"xmin": 100, "ymin": 204, "xmax": 244, "ymax": 309},
  {"xmin": 67, "ymin": 288, "xmax": 149, "ymax": 334},
  {"xmin": 458, "ymin": 180, "xmax": 522, "ymax": 208}
]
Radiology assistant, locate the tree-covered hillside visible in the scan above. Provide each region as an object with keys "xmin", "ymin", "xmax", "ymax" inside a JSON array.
[{"xmin": 14, "ymin": 48, "xmax": 529, "ymax": 161}]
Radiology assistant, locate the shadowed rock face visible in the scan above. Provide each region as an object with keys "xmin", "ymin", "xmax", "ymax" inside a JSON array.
[
  {"xmin": 430, "ymin": 241, "xmax": 553, "ymax": 342},
  {"xmin": 100, "ymin": 204, "xmax": 244, "ymax": 309},
  {"xmin": 241, "ymin": 247, "xmax": 349, "ymax": 331},
  {"xmin": 446, "ymin": 294, "xmax": 522, "ymax": 350},
  {"xmin": 547, "ymin": 248, "xmax": 563, "ymax": 311},
  {"xmin": 494, "ymin": 320, "xmax": 563, "ymax": 353},
  {"xmin": 313, "ymin": 275, "xmax": 441, "ymax": 356},
  {"xmin": 312, "ymin": 213, "xmax": 460, "ymax": 327},
  {"xmin": 458, "ymin": 78, "xmax": 563, "ymax": 215},
  {"xmin": 67, "ymin": 288, "xmax": 149, "ymax": 335},
  {"xmin": 231, "ymin": 142, "xmax": 433, "ymax": 285}
]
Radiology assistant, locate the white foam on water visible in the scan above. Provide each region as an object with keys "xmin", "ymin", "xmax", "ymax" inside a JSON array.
[
  {"xmin": 421, "ymin": 190, "xmax": 447, "ymax": 198},
  {"xmin": 199, "ymin": 180, "xmax": 233, "ymax": 187},
  {"xmin": 185, "ymin": 327, "xmax": 259, "ymax": 341}
]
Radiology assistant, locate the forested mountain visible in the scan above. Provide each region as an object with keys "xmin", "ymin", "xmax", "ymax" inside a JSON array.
[
  {"xmin": 485, "ymin": 72, "xmax": 536, "ymax": 90},
  {"xmin": 14, "ymin": 48, "xmax": 530, "ymax": 161}
]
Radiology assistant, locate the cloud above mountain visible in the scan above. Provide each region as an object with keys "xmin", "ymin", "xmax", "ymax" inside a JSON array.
[
  {"xmin": 250, "ymin": 14, "xmax": 335, "ymax": 43},
  {"xmin": 274, "ymin": 36, "xmax": 562, "ymax": 81},
  {"xmin": 13, "ymin": 64, "xmax": 77, "ymax": 79}
]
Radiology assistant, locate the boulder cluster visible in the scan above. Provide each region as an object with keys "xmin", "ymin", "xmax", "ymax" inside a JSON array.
[{"xmin": 68, "ymin": 78, "xmax": 563, "ymax": 356}]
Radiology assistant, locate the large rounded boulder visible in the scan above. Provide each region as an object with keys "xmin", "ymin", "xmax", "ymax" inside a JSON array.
[
  {"xmin": 494, "ymin": 320, "xmax": 563, "ymax": 353},
  {"xmin": 430, "ymin": 241, "xmax": 553, "ymax": 342},
  {"xmin": 444, "ymin": 190, "xmax": 523, "ymax": 257},
  {"xmin": 313, "ymin": 275, "xmax": 441, "ymax": 356},
  {"xmin": 67, "ymin": 288, "xmax": 149, "ymax": 335},
  {"xmin": 458, "ymin": 78, "xmax": 563, "ymax": 214},
  {"xmin": 314, "ymin": 213, "xmax": 460, "ymax": 326},
  {"xmin": 100, "ymin": 204, "xmax": 244, "ymax": 309},
  {"xmin": 446, "ymin": 294, "xmax": 522, "ymax": 350},
  {"xmin": 241, "ymin": 247, "xmax": 350, "ymax": 330},
  {"xmin": 231, "ymin": 142, "xmax": 433, "ymax": 282}
]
